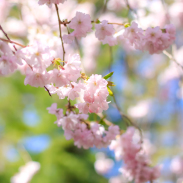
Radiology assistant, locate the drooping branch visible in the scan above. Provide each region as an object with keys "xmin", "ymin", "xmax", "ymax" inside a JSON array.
[
  {"xmin": 163, "ymin": 50, "xmax": 183, "ymax": 70},
  {"xmin": 108, "ymin": 46, "xmax": 143, "ymax": 141}
]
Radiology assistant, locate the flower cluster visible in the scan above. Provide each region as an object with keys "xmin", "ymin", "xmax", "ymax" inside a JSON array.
[
  {"xmin": 63, "ymin": 12, "xmax": 92, "ymax": 44},
  {"xmin": 46, "ymin": 76, "xmax": 110, "ymax": 114},
  {"xmin": 47, "ymin": 103, "xmax": 120, "ymax": 149},
  {"xmin": 77, "ymin": 74, "xmax": 109, "ymax": 114},
  {"xmin": 123, "ymin": 22, "xmax": 176, "ymax": 54},
  {"xmin": 63, "ymin": 11, "xmax": 175, "ymax": 54},
  {"xmin": 110, "ymin": 127, "xmax": 160, "ymax": 183}
]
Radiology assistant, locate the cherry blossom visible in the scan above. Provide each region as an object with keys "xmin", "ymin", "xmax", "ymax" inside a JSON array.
[
  {"xmin": 0, "ymin": 55, "xmax": 18, "ymax": 76},
  {"xmin": 63, "ymin": 12, "xmax": 92, "ymax": 43},
  {"xmin": 17, "ymin": 42, "xmax": 53, "ymax": 72},
  {"xmin": 48, "ymin": 110, "xmax": 120, "ymax": 149},
  {"xmin": 24, "ymin": 70, "xmax": 50, "ymax": 87},
  {"xmin": 95, "ymin": 20, "xmax": 115, "ymax": 40},
  {"xmin": 110, "ymin": 127, "xmax": 160, "ymax": 183}
]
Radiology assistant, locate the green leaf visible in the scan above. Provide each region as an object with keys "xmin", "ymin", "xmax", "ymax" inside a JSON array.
[
  {"xmin": 103, "ymin": 72, "xmax": 114, "ymax": 80},
  {"xmin": 107, "ymin": 86, "xmax": 114, "ymax": 96}
]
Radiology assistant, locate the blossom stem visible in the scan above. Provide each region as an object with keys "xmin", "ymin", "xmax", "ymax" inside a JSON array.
[
  {"xmin": 0, "ymin": 37, "xmax": 26, "ymax": 48},
  {"xmin": 0, "ymin": 25, "xmax": 17, "ymax": 51},
  {"xmin": 55, "ymin": 4, "xmax": 65, "ymax": 64}
]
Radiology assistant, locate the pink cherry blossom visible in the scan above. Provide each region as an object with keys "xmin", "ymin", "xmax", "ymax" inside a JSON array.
[
  {"xmin": 18, "ymin": 42, "xmax": 53, "ymax": 72},
  {"xmin": 95, "ymin": 20, "xmax": 115, "ymax": 40},
  {"xmin": 63, "ymin": 12, "xmax": 92, "ymax": 43},
  {"xmin": 69, "ymin": 12, "xmax": 92, "ymax": 37},
  {"xmin": 101, "ymin": 36, "xmax": 117, "ymax": 46},
  {"xmin": 0, "ymin": 41, "xmax": 12, "ymax": 56},
  {"xmin": 110, "ymin": 127, "xmax": 161, "ymax": 183},
  {"xmin": 122, "ymin": 22, "xmax": 176, "ymax": 54},
  {"xmin": 48, "ymin": 109, "xmax": 120, "ymax": 149},
  {"xmin": 47, "ymin": 103, "xmax": 63, "ymax": 123},
  {"xmin": 67, "ymin": 82, "xmax": 85, "ymax": 100},
  {"xmin": 63, "ymin": 33, "xmax": 75, "ymax": 44},
  {"xmin": 24, "ymin": 70, "xmax": 50, "ymax": 88},
  {"xmin": 123, "ymin": 22, "xmax": 144, "ymax": 50},
  {"xmin": 145, "ymin": 27, "xmax": 162, "ymax": 43},
  {"xmin": 48, "ymin": 69, "xmax": 69, "ymax": 87},
  {"xmin": 0, "ymin": 55, "xmax": 18, "ymax": 76}
]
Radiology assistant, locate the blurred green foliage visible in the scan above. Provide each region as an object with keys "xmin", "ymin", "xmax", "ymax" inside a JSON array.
[{"xmin": 0, "ymin": 72, "xmax": 108, "ymax": 183}]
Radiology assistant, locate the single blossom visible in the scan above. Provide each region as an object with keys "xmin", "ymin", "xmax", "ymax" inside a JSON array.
[
  {"xmin": 95, "ymin": 20, "xmax": 115, "ymax": 40},
  {"xmin": 0, "ymin": 55, "xmax": 18, "ymax": 76}
]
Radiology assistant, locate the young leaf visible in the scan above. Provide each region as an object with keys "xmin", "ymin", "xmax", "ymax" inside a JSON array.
[
  {"xmin": 103, "ymin": 72, "xmax": 114, "ymax": 80},
  {"xmin": 107, "ymin": 86, "xmax": 114, "ymax": 96}
]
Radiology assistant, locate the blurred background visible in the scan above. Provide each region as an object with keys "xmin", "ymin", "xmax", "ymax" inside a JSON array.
[{"xmin": 0, "ymin": 0, "xmax": 183, "ymax": 182}]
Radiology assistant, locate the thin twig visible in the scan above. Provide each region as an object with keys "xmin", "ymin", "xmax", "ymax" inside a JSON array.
[
  {"xmin": 0, "ymin": 25, "xmax": 17, "ymax": 51},
  {"xmin": 44, "ymin": 86, "xmax": 52, "ymax": 97},
  {"xmin": 163, "ymin": 50, "xmax": 183, "ymax": 70},
  {"xmin": 0, "ymin": 37, "xmax": 26, "ymax": 48},
  {"xmin": 108, "ymin": 46, "xmax": 143, "ymax": 141},
  {"xmin": 60, "ymin": 20, "xmax": 125, "ymax": 26},
  {"xmin": 112, "ymin": 94, "xmax": 143, "ymax": 141},
  {"xmin": 0, "ymin": 25, "xmax": 11, "ymax": 41},
  {"xmin": 55, "ymin": 4, "xmax": 65, "ymax": 63},
  {"xmin": 108, "ymin": 22, "xmax": 124, "ymax": 26}
]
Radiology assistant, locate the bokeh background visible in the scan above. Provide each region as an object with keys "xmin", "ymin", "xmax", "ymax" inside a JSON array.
[{"xmin": 0, "ymin": 0, "xmax": 183, "ymax": 182}]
